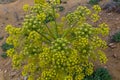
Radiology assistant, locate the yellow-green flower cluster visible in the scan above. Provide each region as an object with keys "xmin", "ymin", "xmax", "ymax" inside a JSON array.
[
  {"xmin": 30, "ymin": 2, "xmax": 52, "ymax": 15},
  {"xmin": 51, "ymin": 38, "xmax": 70, "ymax": 52},
  {"xmin": 34, "ymin": 0, "xmax": 46, "ymax": 4},
  {"xmin": 99, "ymin": 23, "xmax": 109, "ymax": 36},
  {"xmin": 75, "ymin": 23, "xmax": 93, "ymax": 38},
  {"xmin": 98, "ymin": 50, "xmax": 108, "ymax": 64},
  {"xmin": 93, "ymin": 5, "xmax": 101, "ymax": 13},
  {"xmin": 5, "ymin": 25, "xmax": 21, "ymax": 35},
  {"xmin": 5, "ymin": 25, "xmax": 21, "ymax": 47},
  {"xmin": 64, "ymin": 76, "xmax": 73, "ymax": 80},
  {"xmin": 66, "ymin": 6, "xmax": 91, "ymax": 25},
  {"xmin": 84, "ymin": 63, "xmax": 94, "ymax": 76},
  {"xmin": 49, "ymin": 0, "xmax": 61, "ymax": 5},
  {"xmin": 27, "ymin": 31, "xmax": 41, "ymax": 42},
  {"xmin": 41, "ymin": 69, "xmax": 57, "ymax": 80},
  {"xmin": 5, "ymin": 1, "xmax": 109, "ymax": 80},
  {"xmin": 22, "ymin": 63, "xmax": 37, "ymax": 76},
  {"xmin": 12, "ymin": 54, "xmax": 22, "ymax": 68},
  {"xmin": 90, "ymin": 5, "xmax": 101, "ymax": 22},
  {"xmin": 66, "ymin": 13, "xmax": 78, "ymax": 25},
  {"xmin": 91, "ymin": 13, "xmax": 100, "ymax": 22},
  {"xmin": 73, "ymin": 38, "xmax": 88, "ymax": 49},
  {"xmin": 23, "ymin": 4, "xmax": 30, "ymax": 11},
  {"xmin": 39, "ymin": 48, "xmax": 51, "ymax": 68},
  {"xmin": 76, "ymin": 6, "xmax": 91, "ymax": 16},
  {"xmin": 51, "ymin": 51, "xmax": 67, "ymax": 69},
  {"xmin": 6, "ymin": 48, "xmax": 15, "ymax": 57},
  {"xmin": 91, "ymin": 36, "xmax": 107, "ymax": 49},
  {"xmin": 37, "ymin": 13, "xmax": 46, "ymax": 21},
  {"xmin": 67, "ymin": 50, "xmax": 80, "ymax": 67},
  {"xmin": 22, "ymin": 14, "xmax": 45, "ymax": 35},
  {"xmin": 75, "ymin": 74, "xmax": 85, "ymax": 80}
]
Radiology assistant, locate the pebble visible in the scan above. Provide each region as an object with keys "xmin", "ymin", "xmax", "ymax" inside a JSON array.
[
  {"xmin": 113, "ymin": 54, "xmax": 117, "ymax": 58},
  {"xmin": 108, "ymin": 43, "xmax": 116, "ymax": 49},
  {"xmin": 24, "ymin": 76, "xmax": 28, "ymax": 80},
  {"xmin": 107, "ymin": 13, "xmax": 112, "ymax": 16},
  {"xmin": 4, "ymin": 70, "xmax": 7, "ymax": 73},
  {"xmin": 104, "ymin": 66, "xmax": 108, "ymax": 69}
]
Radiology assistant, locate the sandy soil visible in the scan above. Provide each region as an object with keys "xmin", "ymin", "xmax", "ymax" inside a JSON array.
[{"xmin": 0, "ymin": 0, "xmax": 120, "ymax": 80}]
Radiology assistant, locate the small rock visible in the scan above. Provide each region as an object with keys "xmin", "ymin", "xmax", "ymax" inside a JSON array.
[
  {"xmin": 108, "ymin": 43, "xmax": 116, "ymax": 49},
  {"xmin": 4, "ymin": 70, "xmax": 7, "ymax": 73},
  {"xmin": 24, "ymin": 76, "xmax": 28, "ymax": 80},
  {"xmin": 113, "ymin": 54, "xmax": 117, "ymax": 58},
  {"xmin": 107, "ymin": 13, "xmax": 112, "ymax": 16},
  {"xmin": 104, "ymin": 66, "xmax": 107, "ymax": 69}
]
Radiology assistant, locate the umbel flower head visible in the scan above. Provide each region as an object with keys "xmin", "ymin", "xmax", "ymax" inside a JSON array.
[{"xmin": 5, "ymin": 0, "xmax": 109, "ymax": 80}]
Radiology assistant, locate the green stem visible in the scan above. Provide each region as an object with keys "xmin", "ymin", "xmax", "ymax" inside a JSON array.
[
  {"xmin": 39, "ymin": 32, "xmax": 51, "ymax": 42},
  {"xmin": 45, "ymin": 24, "xmax": 55, "ymax": 39},
  {"xmin": 52, "ymin": 6, "xmax": 58, "ymax": 38},
  {"xmin": 62, "ymin": 22, "xmax": 78, "ymax": 38}
]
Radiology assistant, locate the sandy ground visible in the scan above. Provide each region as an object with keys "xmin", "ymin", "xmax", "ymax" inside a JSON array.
[{"xmin": 0, "ymin": 0, "xmax": 120, "ymax": 80}]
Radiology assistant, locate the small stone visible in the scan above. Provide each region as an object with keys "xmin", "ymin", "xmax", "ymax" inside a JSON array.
[
  {"xmin": 4, "ymin": 70, "xmax": 7, "ymax": 73},
  {"xmin": 104, "ymin": 66, "xmax": 107, "ymax": 69},
  {"xmin": 108, "ymin": 43, "xmax": 116, "ymax": 49},
  {"xmin": 107, "ymin": 13, "xmax": 112, "ymax": 16},
  {"xmin": 24, "ymin": 76, "xmax": 28, "ymax": 80},
  {"xmin": 113, "ymin": 54, "xmax": 117, "ymax": 58}
]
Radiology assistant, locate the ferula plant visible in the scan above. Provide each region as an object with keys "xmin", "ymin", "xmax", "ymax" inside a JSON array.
[{"xmin": 5, "ymin": 0, "xmax": 109, "ymax": 80}]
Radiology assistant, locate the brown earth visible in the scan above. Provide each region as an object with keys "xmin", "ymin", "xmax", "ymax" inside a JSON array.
[{"xmin": 0, "ymin": 0, "xmax": 120, "ymax": 80}]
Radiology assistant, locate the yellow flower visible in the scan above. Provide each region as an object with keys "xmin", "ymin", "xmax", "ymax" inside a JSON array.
[
  {"xmin": 34, "ymin": 0, "xmax": 46, "ymax": 4},
  {"xmin": 23, "ymin": 4, "xmax": 29, "ymax": 11},
  {"xmin": 6, "ymin": 48, "xmax": 15, "ymax": 57},
  {"xmin": 93, "ymin": 5, "xmax": 101, "ymax": 13},
  {"xmin": 75, "ymin": 74, "xmax": 85, "ymax": 80},
  {"xmin": 49, "ymin": 0, "xmax": 61, "ymax": 5},
  {"xmin": 37, "ymin": 13, "xmax": 46, "ymax": 21},
  {"xmin": 55, "ymin": 13, "xmax": 60, "ymax": 18},
  {"xmin": 64, "ymin": 76, "xmax": 73, "ymax": 80},
  {"xmin": 91, "ymin": 13, "xmax": 100, "ymax": 22},
  {"xmin": 99, "ymin": 23, "xmax": 109, "ymax": 36},
  {"xmin": 98, "ymin": 50, "xmax": 108, "ymax": 64}
]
